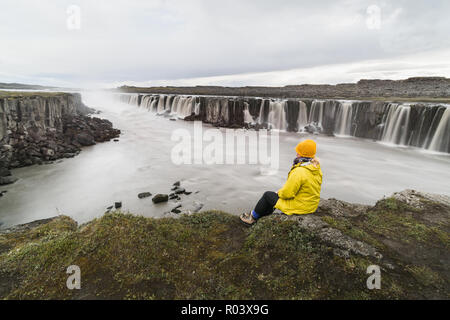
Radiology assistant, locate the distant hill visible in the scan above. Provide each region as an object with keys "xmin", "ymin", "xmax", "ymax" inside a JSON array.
[
  {"xmin": 0, "ymin": 82, "xmax": 58, "ymax": 90},
  {"xmin": 116, "ymin": 77, "xmax": 450, "ymax": 100}
]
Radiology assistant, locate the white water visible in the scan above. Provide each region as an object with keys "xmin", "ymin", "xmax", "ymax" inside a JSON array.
[
  {"xmin": 267, "ymin": 100, "xmax": 288, "ymax": 130},
  {"xmin": 308, "ymin": 100, "xmax": 324, "ymax": 128},
  {"xmin": 429, "ymin": 108, "xmax": 450, "ymax": 152},
  {"xmin": 297, "ymin": 101, "xmax": 308, "ymax": 131},
  {"xmin": 381, "ymin": 104, "xmax": 411, "ymax": 146},
  {"xmin": 334, "ymin": 102, "xmax": 353, "ymax": 136},
  {"xmin": 1, "ymin": 92, "xmax": 449, "ymax": 228}
]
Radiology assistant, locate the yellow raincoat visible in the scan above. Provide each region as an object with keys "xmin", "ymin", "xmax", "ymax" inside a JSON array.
[{"xmin": 275, "ymin": 161, "xmax": 323, "ymax": 215}]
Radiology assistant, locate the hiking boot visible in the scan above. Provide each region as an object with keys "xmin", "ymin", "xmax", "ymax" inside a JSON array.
[{"xmin": 240, "ymin": 212, "xmax": 256, "ymax": 226}]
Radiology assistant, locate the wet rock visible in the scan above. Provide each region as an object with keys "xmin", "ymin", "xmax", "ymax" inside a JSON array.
[
  {"xmin": 106, "ymin": 206, "xmax": 113, "ymax": 210},
  {"xmin": 152, "ymin": 194, "xmax": 169, "ymax": 203},
  {"xmin": 174, "ymin": 187, "xmax": 185, "ymax": 194},
  {"xmin": 0, "ymin": 176, "xmax": 18, "ymax": 185},
  {"xmin": 114, "ymin": 202, "xmax": 122, "ymax": 209},
  {"xmin": 138, "ymin": 192, "xmax": 152, "ymax": 199},
  {"xmin": 63, "ymin": 153, "xmax": 76, "ymax": 158},
  {"xmin": 173, "ymin": 181, "xmax": 180, "ymax": 187},
  {"xmin": 113, "ymin": 139, "xmax": 119, "ymax": 142},
  {"xmin": 184, "ymin": 191, "xmax": 192, "ymax": 195}
]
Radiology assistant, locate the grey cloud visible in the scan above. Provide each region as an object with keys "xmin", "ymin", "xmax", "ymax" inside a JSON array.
[{"xmin": 0, "ymin": 0, "xmax": 449, "ymax": 87}]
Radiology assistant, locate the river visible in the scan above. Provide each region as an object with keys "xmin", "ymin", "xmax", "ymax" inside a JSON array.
[{"xmin": 1, "ymin": 92, "xmax": 449, "ymax": 228}]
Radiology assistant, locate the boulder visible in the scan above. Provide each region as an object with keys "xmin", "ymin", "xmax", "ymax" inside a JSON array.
[
  {"xmin": 138, "ymin": 192, "xmax": 152, "ymax": 199},
  {"xmin": 0, "ymin": 176, "xmax": 18, "ymax": 185},
  {"xmin": 152, "ymin": 194, "xmax": 169, "ymax": 203}
]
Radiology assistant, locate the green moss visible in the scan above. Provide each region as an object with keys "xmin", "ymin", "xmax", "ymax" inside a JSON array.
[
  {"xmin": 0, "ymin": 211, "xmax": 448, "ymax": 299},
  {"xmin": 406, "ymin": 265, "xmax": 445, "ymax": 288},
  {"xmin": 321, "ymin": 216, "xmax": 384, "ymax": 249}
]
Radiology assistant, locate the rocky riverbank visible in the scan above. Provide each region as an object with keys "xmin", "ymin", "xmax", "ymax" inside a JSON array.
[
  {"xmin": 0, "ymin": 189, "xmax": 448, "ymax": 299},
  {"xmin": 0, "ymin": 92, "xmax": 120, "ymax": 185}
]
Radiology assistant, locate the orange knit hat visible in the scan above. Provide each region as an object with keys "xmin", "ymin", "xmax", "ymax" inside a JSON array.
[{"xmin": 295, "ymin": 139, "xmax": 316, "ymax": 158}]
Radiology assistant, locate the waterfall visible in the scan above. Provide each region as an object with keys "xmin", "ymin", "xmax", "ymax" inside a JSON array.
[
  {"xmin": 130, "ymin": 95, "xmax": 138, "ymax": 106},
  {"xmin": 267, "ymin": 100, "xmax": 287, "ymax": 130},
  {"xmin": 178, "ymin": 96, "xmax": 194, "ymax": 118},
  {"xmin": 119, "ymin": 93, "xmax": 450, "ymax": 154},
  {"xmin": 309, "ymin": 100, "xmax": 324, "ymax": 128},
  {"xmin": 297, "ymin": 101, "xmax": 308, "ymax": 131},
  {"xmin": 156, "ymin": 96, "xmax": 166, "ymax": 114},
  {"xmin": 243, "ymin": 103, "xmax": 254, "ymax": 123},
  {"xmin": 257, "ymin": 100, "xmax": 266, "ymax": 125},
  {"xmin": 428, "ymin": 107, "xmax": 450, "ymax": 153},
  {"xmin": 381, "ymin": 104, "xmax": 411, "ymax": 145},
  {"xmin": 334, "ymin": 102, "xmax": 353, "ymax": 136}
]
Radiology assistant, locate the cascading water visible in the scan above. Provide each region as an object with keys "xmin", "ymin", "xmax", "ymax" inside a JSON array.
[
  {"xmin": 267, "ymin": 100, "xmax": 287, "ymax": 130},
  {"xmin": 309, "ymin": 100, "xmax": 324, "ymax": 129},
  {"xmin": 243, "ymin": 103, "xmax": 254, "ymax": 123},
  {"xmin": 297, "ymin": 101, "xmax": 308, "ymax": 132},
  {"xmin": 156, "ymin": 95, "xmax": 166, "ymax": 114},
  {"xmin": 381, "ymin": 104, "xmax": 411, "ymax": 146},
  {"xmin": 257, "ymin": 100, "xmax": 266, "ymax": 125},
  {"xmin": 118, "ymin": 93, "xmax": 450, "ymax": 154},
  {"xmin": 334, "ymin": 102, "xmax": 353, "ymax": 136},
  {"xmin": 428, "ymin": 107, "xmax": 450, "ymax": 153}
]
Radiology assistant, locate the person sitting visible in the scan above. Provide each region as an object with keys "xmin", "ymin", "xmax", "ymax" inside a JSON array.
[{"xmin": 240, "ymin": 139, "xmax": 323, "ymax": 225}]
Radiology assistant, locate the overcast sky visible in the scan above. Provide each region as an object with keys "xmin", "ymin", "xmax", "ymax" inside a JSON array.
[{"xmin": 1, "ymin": 0, "xmax": 449, "ymax": 88}]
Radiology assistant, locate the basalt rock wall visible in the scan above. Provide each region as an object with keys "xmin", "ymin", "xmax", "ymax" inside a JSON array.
[{"xmin": 0, "ymin": 93, "xmax": 120, "ymax": 185}]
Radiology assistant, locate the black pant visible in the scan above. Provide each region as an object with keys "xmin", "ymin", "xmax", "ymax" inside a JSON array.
[{"xmin": 253, "ymin": 191, "xmax": 279, "ymax": 218}]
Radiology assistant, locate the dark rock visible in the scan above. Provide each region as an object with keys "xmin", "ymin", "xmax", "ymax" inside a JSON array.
[
  {"xmin": 0, "ymin": 93, "xmax": 120, "ymax": 175},
  {"xmin": 184, "ymin": 191, "xmax": 192, "ymax": 195},
  {"xmin": 0, "ymin": 176, "xmax": 18, "ymax": 185},
  {"xmin": 173, "ymin": 181, "xmax": 180, "ymax": 187},
  {"xmin": 106, "ymin": 206, "xmax": 113, "ymax": 210},
  {"xmin": 152, "ymin": 194, "xmax": 169, "ymax": 203},
  {"xmin": 114, "ymin": 202, "xmax": 122, "ymax": 209},
  {"xmin": 171, "ymin": 209, "xmax": 181, "ymax": 214},
  {"xmin": 138, "ymin": 192, "xmax": 152, "ymax": 199},
  {"xmin": 63, "ymin": 153, "xmax": 76, "ymax": 158},
  {"xmin": 76, "ymin": 133, "xmax": 96, "ymax": 146},
  {"xmin": 174, "ymin": 187, "xmax": 185, "ymax": 194},
  {"xmin": 0, "ymin": 168, "xmax": 11, "ymax": 177},
  {"xmin": 113, "ymin": 139, "xmax": 119, "ymax": 142}
]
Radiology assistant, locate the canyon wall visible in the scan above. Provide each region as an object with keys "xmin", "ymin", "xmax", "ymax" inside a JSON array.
[
  {"xmin": 0, "ymin": 93, "xmax": 120, "ymax": 185},
  {"xmin": 120, "ymin": 93, "xmax": 450, "ymax": 154}
]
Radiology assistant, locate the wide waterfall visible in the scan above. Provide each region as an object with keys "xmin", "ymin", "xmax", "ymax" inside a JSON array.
[{"xmin": 118, "ymin": 93, "xmax": 450, "ymax": 154}]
